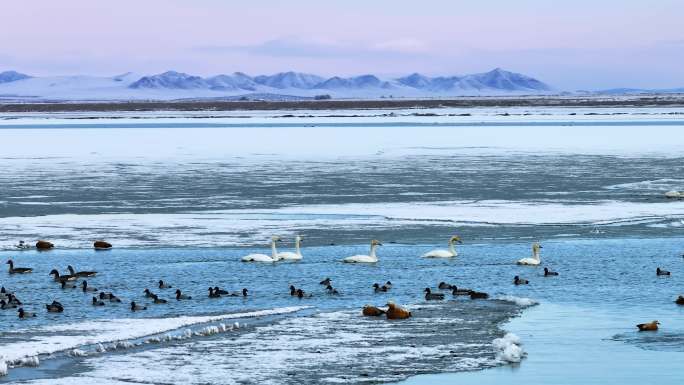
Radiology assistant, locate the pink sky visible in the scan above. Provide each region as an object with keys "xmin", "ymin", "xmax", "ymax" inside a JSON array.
[{"xmin": 2, "ymin": 0, "xmax": 683, "ymax": 89}]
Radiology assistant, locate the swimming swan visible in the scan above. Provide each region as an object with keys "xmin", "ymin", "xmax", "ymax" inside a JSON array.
[
  {"xmin": 343, "ymin": 239, "xmax": 382, "ymax": 263},
  {"xmin": 277, "ymin": 235, "xmax": 304, "ymax": 261},
  {"xmin": 517, "ymin": 243, "xmax": 542, "ymax": 266},
  {"xmin": 421, "ymin": 235, "xmax": 462, "ymax": 258},
  {"xmin": 241, "ymin": 236, "xmax": 283, "ymax": 263}
]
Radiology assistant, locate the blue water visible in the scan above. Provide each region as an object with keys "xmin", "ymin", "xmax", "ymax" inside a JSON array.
[{"xmin": 1, "ymin": 109, "xmax": 684, "ymax": 384}]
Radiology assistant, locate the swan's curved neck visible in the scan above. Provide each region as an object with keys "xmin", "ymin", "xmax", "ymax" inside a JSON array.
[
  {"xmin": 271, "ymin": 240, "xmax": 278, "ymax": 258},
  {"xmin": 533, "ymin": 247, "xmax": 540, "ymax": 260},
  {"xmin": 448, "ymin": 241, "xmax": 457, "ymax": 255},
  {"xmin": 295, "ymin": 238, "xmax": 301, "ymax": 255},
  {"xmin": 369, "ymin": 244, "xmax": 377, "ymax": 258}
]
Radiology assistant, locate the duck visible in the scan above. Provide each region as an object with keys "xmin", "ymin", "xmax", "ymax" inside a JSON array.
[
  {"xmin": 343, "ymin": 239, "xmax": 382, "ymax": 263},
  {"xmin": 544, "ymin": 267, "xmax": 559, "ymax": 276},
  {"xmin": 93, "ymin": 240, "xmax": 112, "ymax": 250},
  {"xmin": 213, "ymin": 287, "xmax": 229, "ymax": 295},
  {"xmin": 452, "ymin": 286, "xmax": 472, "ymax": 296},
  {"xmin": 158, "ymin": 280, "xmax": 172, "ymax": 289},
  {"xmin": 384, "ymin": 281, "xmax": 393, "ymax": 289},
  {"xmin": 289, "ymin": 285, "xmax": 297, "ymax": 296},
  {"xmin": 143, "ymin": 289, "xmax": 156, "ymax": 298},
  {"xmin": 92, "ymin": 297, "xmax": 105, "ymax": 306},
  {"xmin": 1, "ymin": 299, "xmax": 17, "ymax": 309},
  {"xmin": 362, "ymin": 305, "xmax": 385, "ymax": 317},
  {"xmin": 373, "ymin": 283, "xmax": 389, "ymax": 292},
  {"xmin": 61, "ymin": 280, "xmax": 77, "ymax": 289},
  {"xmin": 130, "ymin": 301, "xmax": 146, "ymax": 311},
  {"xmin": 50, "ymin": 269, "xmax": 77, "ymax": 282},
  {"xmin": 277, "ymin": 235, "xmax": 304, "ymax": 261},
  {"xmin": 675, "ymin": 296, "xmax": 684, "ymax": 305},
  {"xmin": 46, "ymin": 300, "xmax": 64, "ymax": 313},
  {"xmin": 228, "ymin": 288, "xmax": 249, "ymax": 297},
  {"xmin": 513, "ymin": 276, "xmax": 530, "ymax": 285},
  {"xmin": 241, "ymin": 236, "xmax": 283, "ymax": 262},
  {"xmin": 424, "ymin": 288, "xmax": 445, "ymax": 300},
  {"xmin": 175, "ymin": 289, "xmax": 191, "ymax": 300},
  {"xmin": 326, "ymin": 285, "xmax": 340, "ymax": 295},
  {"xmin": 18, "ymin": 308, "xmax": 36, "ymax": 318},
  {"xmin": 636, "ymin": 320, "xmax": 659, "ymax": 331},
  {"xmin": 469, "ymin": 291, "xmax": 489, "ymax": 299},
  {"xmin": 422, "ymin": 235, "xmax": 462, "ymax": 258},
  {"xmin": 7, "ymin": 293, "xmax": 21, "ymax": 306},
  {"xmin": 6, "ymin": 260, "xmax": 32, "ymax": 274},
  {"xmin": 100, "ymin": 292, "xmax": 121, "ymax": 302},
  {"xmin": 208, "ymin": 287, "xmax": 222, "ymax": 298},
  {"xmin": 296, "ymin": 289, "xmax": 312, "ymax": 298},
  {"xmin": 517, "ymin": 243, "xmax": 542, "ymax": 266},
  {"xmin": 656, "ymin": 267, "xmax": 671, "ymax": 276},
  {"xmin": 438, "ymin": 282, "xmax": 454, "ymax": 290},
  {"xmin": 152, "ymin": 294, "xmax": 167, "ymax": 304},
  {"xmin": 319, "ymin": 278, "xmax": 332, "ymax": 286},
  {"xmin": 81, "ymin": 280, "xmax": 98, "ymax": 292},
  {"xmin": 35, "ymin": 240, "xmax": 54, "ymax": 250},
  {"xmin": 67, "ymin": 265, "xmax": 97, "ymax": 277},
  {"xmin": 386, "ymin": 302, "xmax": 411, "ymax": 320}
]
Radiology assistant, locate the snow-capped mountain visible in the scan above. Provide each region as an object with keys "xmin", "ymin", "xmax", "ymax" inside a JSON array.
[
  {"xmin": 252, "ymin": 71, "xmax": 324, "ymax": 89},
  {"xmin": 0, "ymin": 68, "xmax": 553, "ymax": 101},
  {"xmin": 129, "ymin": 71, "xmax": 207, "ymax": 89},
  {"xmin": 0, "ymin": 70, "xmax": 31, "ymax": 83}
]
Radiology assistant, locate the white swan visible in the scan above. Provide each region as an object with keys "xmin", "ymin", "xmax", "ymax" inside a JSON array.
[
  {"xmin": 343, "ymin": 239, "xmax": 382, "ymax": 263},
  {"xmin": 277, "ymin": 235, "xmax": 304, "ymax": 261},
  {"xmin": 516, "ymin": 243, "xmax": 542, "ymax": 266},
  {"xmin": 241, "ymin": 236, "xmax": 282, "ymax": 263},
  {"xmin": 421, "ymin": 235, "xmax": 462, "ymax": 258}
]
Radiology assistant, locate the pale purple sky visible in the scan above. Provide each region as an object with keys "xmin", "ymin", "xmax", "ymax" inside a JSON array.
[{"xmin": 2, "ymin": 0, "xmax": 683, "ymax": 89}]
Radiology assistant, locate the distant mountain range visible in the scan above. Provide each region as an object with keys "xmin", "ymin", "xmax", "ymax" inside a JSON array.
[{"xmin": 0, "ymin": 68, "xmax": 559, "ymax": 101}]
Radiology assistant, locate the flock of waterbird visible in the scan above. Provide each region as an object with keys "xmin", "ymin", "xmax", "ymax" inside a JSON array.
[{"xmin": 3, "ymin": 236, "xmax": 683, "ymax": 329}]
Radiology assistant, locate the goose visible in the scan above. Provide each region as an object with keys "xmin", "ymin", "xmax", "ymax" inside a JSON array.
[
  {"xmin": 676, "ymin": 296, "xmax": 684, "ymax": 305},
  {"xmin": 386, "ymin": 302, "xmax": 411, "ymax": 319},
  {"xmin": 81, "ymin": 281, "xmax": 98, "ymax": 292},
  {"xmin": 67, "ymin": 265, "xmax": 97, "ymax": 277},
  {"xmin": 7, "ymin": 260, "xmax": 32, "ymax": 274},
  {"xmin": 326, "ymin": 285, "xmax": 340, "ymax": 295},
  {"xmin": 92, "ymin": 297, "xmax": 105, "ymax": 306},
  {"xmin": 50, "ymin": 269, "xmax": 77, "ymax": 282},
  {"xmin": 424, "ymin": 288, "xmax": 445, "ymax": 300},
  {"xmin": 130, "ymin": 301, "xmax": 146, "ymax": 311},
  {"xmin": 277, "ymin": 235, "xmax": 304, "ymax": 261},
  {"xmin": 362, "ymin": 305, "xmax": 385, "ymax": 317},
  {"xmin": 343, "ymin": 239, "xmax": 382, "ymax": 263},
  {"xmin": 452, "ymin": 286, "xmax": 472, "ymax": 296},
  {"xmin": 319, "ymin": 278, "xmax": 332, "ymax": 286},
  {"xmin": 143, "ymin": 289, "xmax": 156, "ymax": 298},
  {"xmin": 373, "ymin": 283, "xmax": 389, "ymax": 292},
  {"xmin": 152, "ymin": 294, "xmax": 167, "ymax": 304},
  {"xmin": 422, "ymin": 235, "xmax": 462, "ymax": 258},
  {"xmin": 46, "ymin": 301, "xmax": 64, "ymax": 313},
  {"xmin": 208, "ymin": 287, "xmax": 222, "ymax": 298},
  {"xmin": 158, "ymin": 280, "xmax": 172, "ymax": 289},
  {"xmin": 637, "ymin": 320, "xmax": 659, "ymax": 331},
  {"xmin": 213, "ymin": 287, "xmax": 229, "ymax": 295},
  {"xmin": 469, "ymin": 291, "xmax": 489, "ymax": 299},
  {"xmin": 175, "ymin": 289, "xmax": 191, "ymax": 300},
  {"xmin": 241, "ymin": 236, "xmax": 283, "ymax": 262},
  {"xmin": 513, "ymin": 276, "xmax": 530, "ymax": 285},
  {"xmin": 438, "ymin": 282, "xmax": 454, "ymax": 290},
  {"xmin": 517, "ymin": 243, "xmax": 542, "ymax": 266},
  {"xmin": 544, "ymin": 267, "xmax": 559, "ymax": 276},
  {"xmin": 61, "ymin": 280, "xmax": 77, "ymax": 289},
  {"xmin": 656, "ymin": 267, "xmax": 671, "ymax": 276},
  {"xmin": 18, "ymin": 308, "xmax": 36, "ymax": 318}
]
